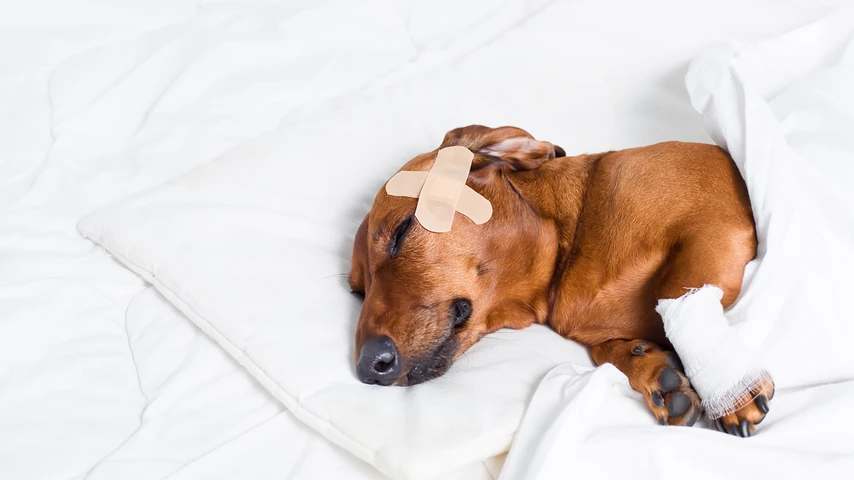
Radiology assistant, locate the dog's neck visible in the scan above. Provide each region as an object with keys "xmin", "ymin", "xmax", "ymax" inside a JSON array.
[
  {"xmin": 508, "ymin": 152, "xmax": 609, "ymax": 309},
  {"xmin": 512, "ymin": 152, "xmax": 605, "ymax": 237}
]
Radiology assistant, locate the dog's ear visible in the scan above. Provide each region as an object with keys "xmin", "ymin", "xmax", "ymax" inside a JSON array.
[{"xmin": 440, "ymin": 125, "xmax": 565, "ymax": 171}]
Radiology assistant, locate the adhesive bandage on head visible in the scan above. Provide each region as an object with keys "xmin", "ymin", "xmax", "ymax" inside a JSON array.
[
  {"xmin": 656, "ymin": 285, "xmax": 772, "ymax": 419},
  {"xmin": 385, "ymin": 146, "xmax": 493, "ymax": 233}
]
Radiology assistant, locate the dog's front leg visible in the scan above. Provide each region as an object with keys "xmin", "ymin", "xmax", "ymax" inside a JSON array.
[{"xmin": 591, "ymin": 339, "xmax": 702, "ymax": 426}]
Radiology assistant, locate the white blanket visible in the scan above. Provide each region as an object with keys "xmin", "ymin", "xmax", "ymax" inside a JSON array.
[
  {"xmin": 3, "ymin": 1, "xmax": 853, "ymax": 479},
  {"xmin": 501, "ymin": 12, "xmax": 854, "ymax": 480}
]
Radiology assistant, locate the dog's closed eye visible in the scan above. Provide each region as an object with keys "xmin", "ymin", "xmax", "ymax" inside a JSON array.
[{"xmin": 387, "ymin": 215, "xmax": 414, "ymax": 258}]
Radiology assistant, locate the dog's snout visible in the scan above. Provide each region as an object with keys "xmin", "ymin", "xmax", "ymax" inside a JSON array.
[{"xmin": 356, "ymin": 336, "xmax": 400, "ymax": 386}]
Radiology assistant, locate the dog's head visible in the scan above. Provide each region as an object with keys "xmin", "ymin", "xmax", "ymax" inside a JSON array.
[{"xmin": 349, "ymin": 125, "xmax": 565, "ymax": 386}]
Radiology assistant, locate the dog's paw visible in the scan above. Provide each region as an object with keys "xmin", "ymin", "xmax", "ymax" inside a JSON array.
[
  {"xmin": 712, "ymin": 377, "xmax": 775, "ymax": 437},
  {"xmin": 630, "ymin": 341, "xmax": 703, "ymax": 426}
]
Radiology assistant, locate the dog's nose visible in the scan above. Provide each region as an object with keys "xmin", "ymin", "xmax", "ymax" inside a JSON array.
[{"xmin": 356, "ymin": 336, "xmax": 400, "ymax": 386}]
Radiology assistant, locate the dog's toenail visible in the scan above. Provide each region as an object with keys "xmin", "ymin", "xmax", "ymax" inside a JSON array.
[
  {"xmin": 739, "ymin": 419, "xmax": 751, "ymax": 438},
  {"xmin": 658, "ymin": 417, "xmax": 667, "ymax": 425},
  {"xmin": 651, "ymin": 391, "xmax": 664, "ymax": 408},
  {"xmin": 659, "ymin": 367, "xmax": 682, "ymax": 392},
  {"xmin": 727, "ymin": 424, "xmax": 739, "ymax": 436},
  {"xmin": 686, "ymin": 407, "xmax": 700, "ymax": 427},
  {"xmin": 756, "ymin": 395, "xmax": 769, "ymax": 414},
  {"xmin": 668, "ymin": 391, "xmax": 691, "ymax": 417},
  {"xmin": 715, "ymin": 419, "xmax": 725, "ymax": 432}
]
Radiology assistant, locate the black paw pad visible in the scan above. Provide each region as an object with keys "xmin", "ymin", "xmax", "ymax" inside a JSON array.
[
  {"xmin": 668, "ymin": 391, "xmax": 691, "ymax": 417},
  {"xmin": 658, "ymin": 367, "xmax": 682, "ymax": 392}
]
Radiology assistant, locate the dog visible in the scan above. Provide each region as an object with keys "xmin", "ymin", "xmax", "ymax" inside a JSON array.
[{"xmin": 348, "ymin": 125, "xmax": 774, "ymax": 437}]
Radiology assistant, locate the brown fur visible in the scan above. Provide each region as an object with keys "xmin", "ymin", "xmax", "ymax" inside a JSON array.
[{"xmin": 350, "ymin": 125, "xmax": 773, "ymax": 435}]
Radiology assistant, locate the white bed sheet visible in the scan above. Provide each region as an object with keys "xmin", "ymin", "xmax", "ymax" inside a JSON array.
[
  {"xmin": 1, "ymin": 1, "xmax": 851, "ymax": 479},
  {"xmin": 86, "ymin": 287, "xmax": 391, "ymax": 480}
]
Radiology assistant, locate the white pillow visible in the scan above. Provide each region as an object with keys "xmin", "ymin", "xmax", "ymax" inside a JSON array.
[{"xmin": 78, "ymin": 121, "xmax": 593, "ymax": 479}]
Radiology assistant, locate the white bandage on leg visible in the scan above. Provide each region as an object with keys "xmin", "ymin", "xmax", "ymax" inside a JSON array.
[{"xmin": 656, "ymin": 285, "xmax": 771, "ymax": 419}]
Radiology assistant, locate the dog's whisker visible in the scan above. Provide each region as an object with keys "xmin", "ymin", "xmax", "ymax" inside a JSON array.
[
  {"xmin": 479, "ymin": 252, "xmax": 512, "ymax": 266},
  {"xmin": 426, "ymin": 298, "xmax": 457, "ymax": 309},
  {"xmin": 321, "ymin": 273, "xmax": 351, "ymax": 281},
  {"xmin": 478, "ymin": 335, "xmax": 522, "ymax": 342},
  {"xmin": 477, "ymin": 267, "xmax": 514, "ymax": 275}
]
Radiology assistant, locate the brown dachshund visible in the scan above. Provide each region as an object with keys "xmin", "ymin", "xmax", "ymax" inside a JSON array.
[{"xmin": 349, "ymin": 125, "xmax": 775, "ymax": 437}]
